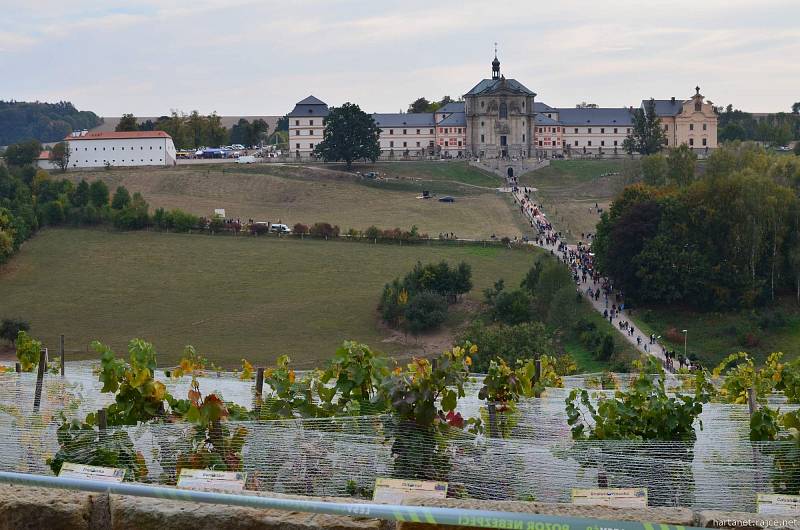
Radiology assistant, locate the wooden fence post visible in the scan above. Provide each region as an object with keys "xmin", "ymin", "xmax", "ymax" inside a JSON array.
[
  {"xmin": 15, "ymin": 362, "xmax": 20, "ymax": 373},
  {"xmin": 32, "ymin": 348, "xmax": 47, "ymax": 412},
  {"xmin": 60, "ymin": 334, "xmax": 65, "ymax": 377},
  {"xmin": 534, "ymin": 356, "xmax": 542, "ymax": 384},
  {"xmin": 255, "ymin": 367, "xmax": 264, "ymax": 397}
]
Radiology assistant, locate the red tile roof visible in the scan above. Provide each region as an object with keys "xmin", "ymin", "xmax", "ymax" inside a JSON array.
[
  {"xmin": 37, "ymin": 150, "xmax": 51, "ymax": 160},
  {"xmin": 65, "ymin": 131, "xmax": 172, "ymax": 140}
]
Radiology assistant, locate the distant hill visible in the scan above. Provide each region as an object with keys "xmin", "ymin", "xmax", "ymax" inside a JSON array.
[{"xmin": 0, "ymin": 100, "xmax": 102, "ymax": 146}]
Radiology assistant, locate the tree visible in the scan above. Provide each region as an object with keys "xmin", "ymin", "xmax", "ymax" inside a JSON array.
[
  {"xmin": 576, "ymin": 102, "xmax": 599, "ymax": 108},
  {"xmin": 792, "ymin": 102, "xmax": 800, "ymax": 114},
  {"xmin": 3, "ymin": 139, "xmax": 42, "ymax": 167},
  {"xmin": 111, "ymin": 186, "xmax": 131, "ymax": 209},
  {"xmin": 49, "ymin": 141, "xmax": 70, "ymax": 172},
  {"xmin": 115, "ymin": 114, "xmax": 139, "ymax": 132},
  {"xmin": 641, "ymin": 154, "xmax": 668, "ymax": 186},
  {"xmin": 71, "ymin": 179, "xmax": 89, "ymax": 207},
  {"xmin": 88, "ymin": 180, "xmax": 109, "ymax": 208},
  {"xmin": 667, "ymin": 144, "xmax": 697, "ymax": 186},
  {"xmin": 313, "ymin": 103, "xmax": 381, "ymax": 169},
  {"xmin": 403, "ymin": 292, "xmax": 447, "ymax": 335},
  {"xmin": 623, "ymin": 99, "xmax": 666, "ymax": 155},
  {"xmin": 0, "ymin": 318, "xmax": 29, "ymax": 345}
]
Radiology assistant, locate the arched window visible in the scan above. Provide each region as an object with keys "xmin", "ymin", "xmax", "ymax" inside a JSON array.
[
  {"xmin": 499, "ymin": 103, "xmax": 508, "ymax": 119},
  {"xmin": 695, "ymin": 101, "xmax": 701, "ymax": 112}
]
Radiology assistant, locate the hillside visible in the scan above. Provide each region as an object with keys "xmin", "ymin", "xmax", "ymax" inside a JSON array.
[{"xmin": 0, "ymin": 100, "xmax": 102, "ymax": 145}]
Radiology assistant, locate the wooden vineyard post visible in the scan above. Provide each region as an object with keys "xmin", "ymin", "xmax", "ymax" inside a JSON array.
[
  {"xmin": 15, "ymin": 362, "xmax": 20, "ymax": 373},
  {"xmin": 32, "ymin": 348, "xmax": 48, "ymax": 412},
  {"xmin": 747, "ymin": 386, "xmax": 758, "ymax": 416},
  {"xmin": 97, "ymin": 408, "xmax": 108, "ymax": 442},
  {"xmin": 534, "ymin": 356, "xmax": 542, "ymax": 383},
  {"xmin": 487, "ymin": 402, "xmax": 498, "ymax": 439},
  {"xmin": 60, "ymin": 334, "xmax": 65, "ymax": 377},
  {"xmin": 254, "ymin": 367, "xmax": 265, "ymax": 415}
]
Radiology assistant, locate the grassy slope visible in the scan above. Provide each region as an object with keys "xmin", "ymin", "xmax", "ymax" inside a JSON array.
[
  {"xmin": 633, "ymin": 300, "xmax": 800, "ymax": 367},
  {"xmin": 65, "ymin": 162, "xmax": 521, "ymax": 240},
  {"xmin": 0, "ymin": 228, "xmax": 542, "ymax": 367},
  {"xmin": 519, "ymin": 160, "xmax": 626, "ymax": 242}
]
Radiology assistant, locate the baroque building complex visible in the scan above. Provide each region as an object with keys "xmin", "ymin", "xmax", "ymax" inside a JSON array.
[{"xmin": 288, "ymin": 55, "xmax": 718, "ymax": 160}]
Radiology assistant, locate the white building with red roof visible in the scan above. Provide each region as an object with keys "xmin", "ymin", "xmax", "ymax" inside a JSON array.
[{"xmin": 64, "ymin": 130, "xmax": 177, "ymax": 169}]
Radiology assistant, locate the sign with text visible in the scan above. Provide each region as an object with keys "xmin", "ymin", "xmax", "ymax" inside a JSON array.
[
  {"xmin": 58, "ymin": 462, "xmax": 125, "ymax": 483},
  {"xmin": 757, "ymin": 493, "xmax": 800, "ymax": 515},
  {"xmin": 177, "ymin": 469, "xmax": 246, "ymax": 493},
  {"xmin": 373, "ymin": 478, "xmax": 448, "ymax": 504},
  {"xmin": 571, "ymin": 488, "xmax": 648, "ymax": 508}
]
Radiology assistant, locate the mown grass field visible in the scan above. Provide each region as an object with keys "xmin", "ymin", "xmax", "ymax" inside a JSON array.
[
  {"xmin": 0, "ymin": 228, "xmax": 544, "ymax": 368},
  {"xmin": 519, "ymin": 160, "xmax": 627, "ymax": 242},
  {"xmin": 632, "ymin": 300, "xmax": 800, "ymax": 367},
  {"xmin": 65, "ymin": 161, "xmax": 525, "ymax": 240}
]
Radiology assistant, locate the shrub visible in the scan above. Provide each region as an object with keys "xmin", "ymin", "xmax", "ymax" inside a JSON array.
[
  {"xmin": 0, "ymin": 318, "xmax": 30, "ymax": 345},
  {"xmin": 293, "ymin": 223, "xmax": 309, "ymax": 235},
  {"xmin": 364, "ymin": 225, "xmax": 380, "ymax": 240},
  {"xmin": 403, "ymin": 292, "xmax": 447, "ymax": 335},
  {"xmin": 111, "ymin": 186, "xmax": 131, "ymax": 210},
  {"xmin": 168, "ymin": 209, "xmax": 200, "ymax": 232},
  {"xmin": 309, "ymin": 222, "xmax": 340, "ymax": 238},
  {"xmin": 15, "ymin": 330, "xmax": 41, "ymax": 372},
  {"xmin": 665, "ymin": 327, "xmax": 684, "ymax": 343},
  {"xmin": 460, "ymin": 320, "xmax": 554, "ymax": 372}
]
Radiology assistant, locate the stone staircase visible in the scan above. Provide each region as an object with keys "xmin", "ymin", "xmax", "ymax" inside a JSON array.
[{"xmin": 469, "ymin": 158, "xmax": 549, "ymax": 181}]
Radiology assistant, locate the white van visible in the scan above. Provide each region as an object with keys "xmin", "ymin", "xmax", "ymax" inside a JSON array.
[
  {"xmin": 269, "ymin": 223, "xmax": 291, "ymax": 234},
  {"xmin": 236, "ymin": 155, "xmax": 257, "ymax": 164}
]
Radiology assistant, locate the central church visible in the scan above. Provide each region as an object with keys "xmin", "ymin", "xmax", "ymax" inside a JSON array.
[{"xmin": 287, "ymin": 55, "xmax": 717, "ymax": 160}]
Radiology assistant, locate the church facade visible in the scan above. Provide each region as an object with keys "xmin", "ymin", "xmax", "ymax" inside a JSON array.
[{"xmin": 288, "ymin": 55, "xmax": 718, "ymax": 160}]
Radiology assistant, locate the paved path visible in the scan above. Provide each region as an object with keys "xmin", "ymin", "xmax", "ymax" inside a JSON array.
[{"xmin": 509, "ymin": 186, "xmax": 674, "ymax": 371}]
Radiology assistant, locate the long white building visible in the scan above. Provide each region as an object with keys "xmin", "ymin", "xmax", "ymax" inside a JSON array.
[{"xmin": 65, "ymin": 130, "xmax": 177, "ymax": 168}]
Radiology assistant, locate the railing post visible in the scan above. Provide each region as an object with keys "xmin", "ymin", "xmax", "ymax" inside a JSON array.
[{"xmin": 747, "ymin": 386, "xmax": 758, "ymax": 416}]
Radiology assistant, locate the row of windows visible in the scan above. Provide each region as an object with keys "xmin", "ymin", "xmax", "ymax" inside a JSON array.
[
  {"xmin": 296, "ymin": 143, "xmax": 315, "ymax": 149},
  {"xmin": 569, "ymin": 127, "xmax": 630, "ymax": 134},
  {"xmin": 386, "ymin": 141, "xmax": 436, "ymax": 148},
  {"xmin": 295, "ymin": 130, "xmax": 322, "ymax": 136},
  {"xmin": 386, "ymin": 128, "xmax": 436, "ymax": 135},
  {"xmin": 664, "ymin": 123, "xmax": 708, "ymax": 131},
  {"xmin": 571, "ymin": 140, "xmax": 621, "ymax": 147},
  {"xmin": 295, "ymin": 119, "xmax": 317, "ymax": 126},
  {"xmin": 479, "ymin": 134, "xmax": 525, "ymax": 143},
  {"xmin": 479, "ymin": 120, "xmax": 526, "ymax": 127},
  {"xmin": 74, "ymin": 145, "xmax": 163, "ymax": 151},
  {"xmin": 72, "ymin": 159, "xmax": 164, "ymax": 164},
  {"xmin": 437, "ymin": 128, "xmax": 463, "ymax": 135}
]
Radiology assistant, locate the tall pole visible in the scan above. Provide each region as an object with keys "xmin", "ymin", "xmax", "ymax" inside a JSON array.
[{"xmin": 682, "ymin": 329, "xmax": 688, "ymax": 360}]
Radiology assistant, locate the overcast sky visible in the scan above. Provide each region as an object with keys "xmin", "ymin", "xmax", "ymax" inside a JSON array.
[{"xmin": 2, "ymin": 0, "xmax": 798, "ymax": 117}]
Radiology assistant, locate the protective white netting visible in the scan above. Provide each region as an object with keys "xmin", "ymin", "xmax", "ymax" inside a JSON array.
[{"xmin": 0, "ymin": 364, "xmax": 798, "ymax": 512}]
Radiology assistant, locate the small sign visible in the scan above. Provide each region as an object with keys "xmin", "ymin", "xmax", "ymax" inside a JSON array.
[
  {"xmin": 58, "ymin": 462, "xmax": 125, "ymax": 483},
  {"xmin": 571, "ymin": 488, "xmax": 648, "ymax": 508},
  {"xmin": 757, "ymin": 493, "xmax": 800, "ymax": 515},
  {"xmin": 373, "ymin": 477, "xmax": 448, "ymax": 504},
  {"xmin": 177, "ymin": 469, "xmax": 246, "ymax": 492},
  {"xmin": 214, "ymin": 208, "xmax": 226, "ymax": 218}
]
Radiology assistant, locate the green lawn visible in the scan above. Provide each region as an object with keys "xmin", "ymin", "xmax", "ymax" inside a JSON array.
[
  {"xmin": 65, "ymin": 163, "xmax": 523, "ymax": 240},
  {"xmin": 518, "ymin": 160, "xmax": 628, "ymax": 242},
  {"xmin": 632, "ymin": 299, "xmax": 800, "ymax": 367},
  {"xmin": 0, "ymin": 228, "xmax": 543, "ymax": 368}
]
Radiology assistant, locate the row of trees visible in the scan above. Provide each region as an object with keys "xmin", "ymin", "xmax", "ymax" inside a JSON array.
[
  {"xmin": 407, "ymin": 96, "xmax": 457, "ymax": 114},
  {"xmin": 717, "ymin": 104, "xmax": 800, "ymax": 145},
  {"xmin": 116, "ymin": 112, "xmax": 278, "ymax": 150},
  {"xmin": 594, "ymin": 142, "xmax": 800, "ymax": 309}
]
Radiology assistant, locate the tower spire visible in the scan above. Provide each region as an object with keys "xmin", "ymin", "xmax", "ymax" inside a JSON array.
[{"xmin": 491, "ymin": 42, "xmax": 500, "ymax": 80}]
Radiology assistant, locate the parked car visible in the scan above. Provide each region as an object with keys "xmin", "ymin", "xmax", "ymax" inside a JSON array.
[
  {"xmin": 236, "ymin": 155, "xmax": 257, "ymax": 164},
  {"xmin": 269, "ymin": 223, "xmax": 291, "ymax": 234},
  {"xmin": 231, "ymin": 144, "xmax": 246, "ymax": 150},
  {"xmin": 438, "ymin": 196, "xmax": 455, "ymax": 203}
]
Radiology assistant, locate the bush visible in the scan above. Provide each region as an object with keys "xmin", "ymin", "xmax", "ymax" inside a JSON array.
[
  {"xmin": 364, "ymin": 226, "xmax": 380, "ymax": 240},
  {"xmin": 111, "ymin": 186, "xmax": 131, "ymax": 210},
  {"xmin": 460, "ymin": 320, "xmax": 554, "ymax": 372},
  {"xmin": 293, "ymin": 223, "xmax": 309, "ymax": 235},
  {"xmin": 0, "ymin": 318, "xmax": 29, "ymax": 345},
  {"xmin": 491, "ymin": 289, "xmax": 533, "ymax": 325},
  {"xmin": 403, "ymin": 292, "xmax": 447, "ymax": 335},
  {"xmin": 309, "ymin": 222, "xmax": 340, "ymax": 238},
  {"xmin": 168, "ymin": 209, "xmax": 200, "ymax": 232}
]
